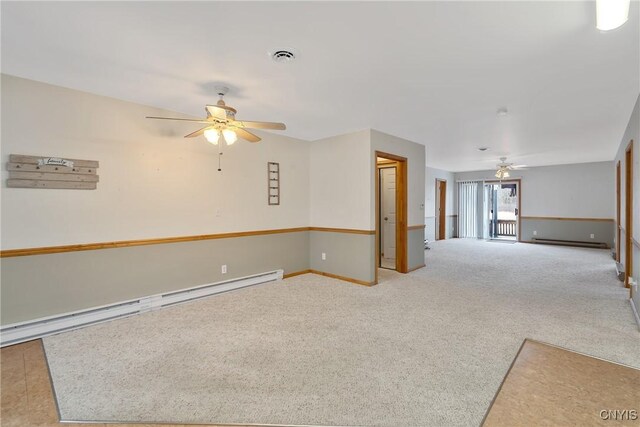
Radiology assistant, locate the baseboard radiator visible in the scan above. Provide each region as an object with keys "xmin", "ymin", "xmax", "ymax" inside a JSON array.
[
  {"xmin": 0, "ymin": 269, "xmax": 283, "ymax": 348},
  {"xmin": 531, "ymin": 238, "xmax": 607, "ymax": 249}
]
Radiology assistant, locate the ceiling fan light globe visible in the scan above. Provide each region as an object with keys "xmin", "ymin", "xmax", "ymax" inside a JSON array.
[
  {"xmin": 204, "ymin": 128, "xmax": 220, "ymax": 145},
  {"xmin": 596, "ymin": 0, "xmax": 630, "ymax": 31},
  {"xmin": 223, "ymin": 129, "xmax": 238, "ymax": 145}
]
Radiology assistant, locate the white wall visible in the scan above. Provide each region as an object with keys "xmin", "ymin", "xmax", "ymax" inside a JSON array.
[
  {"xmin": 370, "ymin": 129, "xmax": 426, "ymax": 228},
  {"xmin": 0, "ymin": 74, "xmax": 310, "ymax": 249},
  {"xmin": 455, "ymin": 161, "xmax": 614, "ymax": 219},
  {"xmin": 309, "ymin": 130, "xmax": 372, "ymax": 229}
]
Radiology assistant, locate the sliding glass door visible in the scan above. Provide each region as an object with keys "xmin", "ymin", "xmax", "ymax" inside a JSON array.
[{"xmin": 485, "ymin": 181, "xmax": 519, "ymax": 241}]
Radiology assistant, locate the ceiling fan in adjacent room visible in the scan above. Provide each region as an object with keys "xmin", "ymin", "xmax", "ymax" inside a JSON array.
[
  {"xmin": 146, "ymin": 86, "xmax": 286, "ymax": 145},
  {"xmin": 495, "ymin": 157, "xmax": 527, "ymax": 179}
]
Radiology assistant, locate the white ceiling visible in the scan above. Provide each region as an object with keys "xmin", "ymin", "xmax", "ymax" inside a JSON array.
[{"xmin": 2, "ymin": 1, "xmax": 638, "ymax": 172}]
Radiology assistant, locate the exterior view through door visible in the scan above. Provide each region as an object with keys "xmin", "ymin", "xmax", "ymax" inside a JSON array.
[
  {"xmin": 380, "ymin": 166, "xmax": 397, "ymax": 269},
  {"xmin": 485, "ymin": 181, "xmax": 519, "ymax": 241}
]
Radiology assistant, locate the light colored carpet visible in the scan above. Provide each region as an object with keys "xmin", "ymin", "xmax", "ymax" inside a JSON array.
[{"xmin": 43, "ymin": 239, "xmax": 639, "ymax": 426}]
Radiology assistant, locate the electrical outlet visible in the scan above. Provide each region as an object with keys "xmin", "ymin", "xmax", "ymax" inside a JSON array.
[
  {"xmin": 221, "ymin": 265, "xmax": 227, "ymax": 274},
  {"xmin": 590, "ymin": 234, "xmax": 595, "ymax": 239},
  {"xmin": 533, "ymin": 230, "xmax": 537, "ymax": 236},
  {"xmin": 322, "ymin": 252, "xmax": 326, "ymax": 261}
]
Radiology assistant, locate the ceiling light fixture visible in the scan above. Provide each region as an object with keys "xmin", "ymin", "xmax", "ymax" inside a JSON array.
[
  {"xmin": 596, "ymin": 0, "xmax": 630, "ymax": 31},
  {"xmin": 495, "ymin": 168, "xmax": 510, "ymax": 180},
  {"xmin": 204, "ymin": 128, "xmax": 221, "ymax": 145},
  {"xmin": 147, "ymin": 89, "xmax": 286, "ymax": 171},
  {"xmin": 222, "ymin": 129, "xmax": 238, "ymax": 145}
]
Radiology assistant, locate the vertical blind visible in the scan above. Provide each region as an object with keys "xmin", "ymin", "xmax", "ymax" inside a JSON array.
[{"xmin": 458, "ymin": 181, "xmax": 481, "ymax": 238}]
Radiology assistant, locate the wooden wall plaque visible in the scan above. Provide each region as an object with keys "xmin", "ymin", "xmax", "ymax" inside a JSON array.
[{"xmin": 7, "ymin": 155, "xmax": 99, "ymax": 190}]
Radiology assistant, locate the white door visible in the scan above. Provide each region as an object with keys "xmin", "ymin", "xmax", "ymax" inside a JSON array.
[{"xmin": 381, "ymin": 167, "xmax": 396, "ymax": 268}]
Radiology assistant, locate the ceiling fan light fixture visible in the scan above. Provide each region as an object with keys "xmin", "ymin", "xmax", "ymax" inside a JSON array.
[
  {"xmin": 204, "ymin": 128, "xmax": 221, "ymax": 145},
  {"xmin": 596, "ymin": 0, "xmax": 630, "ymax": 31},
  {"xmin": 222, "ymin": 129, "xmax": 238, "ymax": 145},
  {"xmin": 495, "ymin": 168, "xmax": 510, "ymax": 179}
]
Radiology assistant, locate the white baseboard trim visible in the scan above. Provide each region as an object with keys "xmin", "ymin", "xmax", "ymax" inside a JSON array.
[
  {"xmin": 0, "ymin": 269, "xmax": 284, "ymax": 347},
  {"xmin": 630, "ymin": 298, "xmax": 640, "ymax": 332}
]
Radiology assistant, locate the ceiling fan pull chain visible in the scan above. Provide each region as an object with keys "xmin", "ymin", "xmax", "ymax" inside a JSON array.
[{"xmin": 218, "ymin": 143, "xmax": 223, "ymax": 172}]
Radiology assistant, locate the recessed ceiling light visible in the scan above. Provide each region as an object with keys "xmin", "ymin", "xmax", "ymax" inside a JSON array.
[
  {"xmin": 497, "ymin": 108, "xmax": 508, "ymax": 117},
  {"xmin": 269, "ymin": 48, "xmax": 297, "ymax": 63},
  {"xmin": 478, "ymin": 147, "xmax": 490, "ymax": 152}
]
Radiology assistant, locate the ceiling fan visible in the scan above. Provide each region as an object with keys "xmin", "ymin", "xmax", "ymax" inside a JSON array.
[
  {"xmin": 495, "ymin": 157, "xmax": 527, "ymax": 179},
  {"xmin": 146, "ymin": 87, "xmax": 286, "ymax": 145}
]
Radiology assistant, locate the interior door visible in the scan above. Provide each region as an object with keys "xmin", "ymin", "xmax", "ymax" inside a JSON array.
[
  {"xmin": 381, "ymin": 167, "xmax": 397, "ymax": 266},
  {"xmin": 438, "ymin": 180, "xmax": 447, "ymax": 239}
]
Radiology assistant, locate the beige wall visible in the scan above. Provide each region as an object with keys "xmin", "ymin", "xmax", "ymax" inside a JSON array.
[
  {"xmin": 455, "ymin": 162, "xmax": 614, "ymax": 219},
  {"xmin": 309, "ymin": 130, "xmax": 372, "ymax": 229},
  {"xmin": 0, "ymin": 74, "xmax": 311, "ymax": 249}
]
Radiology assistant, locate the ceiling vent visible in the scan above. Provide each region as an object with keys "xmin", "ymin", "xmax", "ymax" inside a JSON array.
[{"xmin": 270, "ymin": 49, "xmax": 296, "ymax": 63}]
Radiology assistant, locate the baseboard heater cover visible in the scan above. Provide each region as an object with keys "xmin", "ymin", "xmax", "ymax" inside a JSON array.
[
  {"xmin": 531, "ymin": 238, "xmax": 607, "ymax": 249},
  {"xmin": 0, "ymin": 269, "xmax": 283, "ymax": 347}
]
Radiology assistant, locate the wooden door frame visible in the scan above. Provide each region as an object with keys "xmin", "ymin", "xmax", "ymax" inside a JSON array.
[
  {"xmin": 435, "ymin": 179, "xmax": 447, "ymax": 240},
  {"xmin": 624, "ymin": 140, "xmax": 633, "ymax": 292},
  {"xmin": 375, "ymin": 151, "xmax": 408, "ymax": 284},
  {"xmin": 616, "ymin": 160, "xmax": 621, "ymax": 263},
  {"xmin": 483, "ymin": 179, "xmax": 522, "ymax": 242}
]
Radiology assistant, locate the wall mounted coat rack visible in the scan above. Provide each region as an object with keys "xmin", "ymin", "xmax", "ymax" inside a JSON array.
[{"xmin": 7, "ymin": 154, "xmax": 99, "ymax": 190}]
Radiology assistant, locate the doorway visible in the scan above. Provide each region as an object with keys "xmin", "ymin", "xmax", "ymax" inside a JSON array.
[
  {"xmin": 616, "ymin": 160, "xmax": 621, "ymax": 262},
  {"xmin": 624, "ymin": 141, "xmax": 633, "ymax": 292},
  {"xmin": 375, "ymin": 152, "xmax": 408, "ymax": 279},
  {"xmin": 435, "ymin": 179, "xmax": 447, "ymax": 240},
  {"xmin": 379, "ymin": 165, "xmax": 397, "ymax": 269},
  {"xmin": 484, "ymin": 180, "xmax": 520, "ymax": 241}
]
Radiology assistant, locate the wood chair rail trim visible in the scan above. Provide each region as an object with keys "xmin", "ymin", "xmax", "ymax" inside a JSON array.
[{"xmin": 1, "ymin": 227, "xmax": 376, "ymax": 258}]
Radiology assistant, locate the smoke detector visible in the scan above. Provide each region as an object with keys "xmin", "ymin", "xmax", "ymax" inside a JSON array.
[
  {"xmin": 478, "ymin": 147, "xmax": 490, "ymax": 152},
  {"xmin": 270, "ymin": 48, "xmax": 297, "ymax": 63},
  {"xmin": 497, "ymin": 108, "xmax": 508, "ymax": 117}
]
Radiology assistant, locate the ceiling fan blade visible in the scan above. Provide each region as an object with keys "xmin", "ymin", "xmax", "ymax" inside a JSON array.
[
  {"xmin": 234, "ymin": 120, "xmax": 286, "ymax": 130},
  {"xmin": 206, "ymin": 105, "xmax": 228, "ymax": 120},
  {"xmin": 146, "ymin": 116, "xmax": 210, "ymax": 124},
  {"xmin": 184, "ymin": 126, "xmax": 212, "ymax": 138},
  {"xmin": 235, "ymin": 128, "xmax": 261, "ymax": 143}
]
